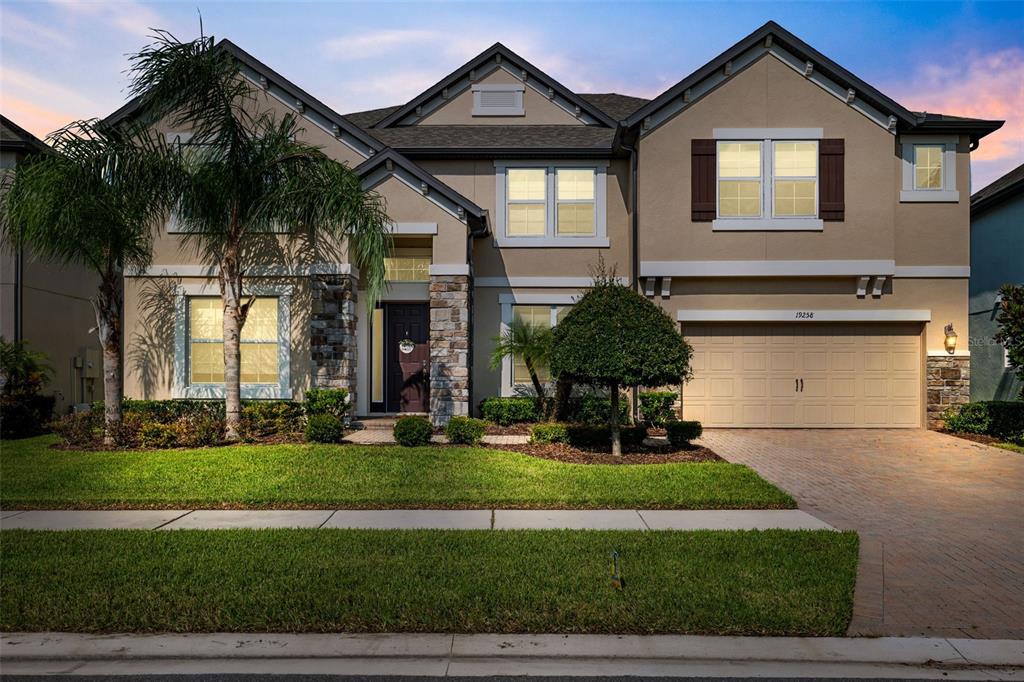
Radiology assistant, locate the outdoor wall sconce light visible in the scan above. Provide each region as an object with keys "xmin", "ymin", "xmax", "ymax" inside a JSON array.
[{"xmin": 944, "ymin": 324, "xmax": 958, "ymax": 355}]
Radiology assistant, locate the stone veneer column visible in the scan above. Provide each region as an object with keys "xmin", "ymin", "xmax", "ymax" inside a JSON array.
[
  {"xmin": 429, "ymin": 274, "xmax": 471, "ymax": 425},
  {"xmin": 310, "ymin": 275, "xmax": 358, "ymax": 403},
  {"xmin": 926, "ymin": 354, "xmax": 970, "ymax": 429}
]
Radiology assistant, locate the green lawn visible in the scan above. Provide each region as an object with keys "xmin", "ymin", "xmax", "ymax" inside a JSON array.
[
  {"xmin": 0, "ymin": 436, "xmax": 795, "ymax": 510},
  {"xmin": 0, "ymin": 528, "xmax": 857, "ymax": 635}
]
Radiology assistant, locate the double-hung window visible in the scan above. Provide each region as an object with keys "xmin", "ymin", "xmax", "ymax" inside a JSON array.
[
  {"xmin": 714, "ymin": 138, "xmax": 820, "ymax": 230},
  {"xmin": 510, "ymin": 304, "xmax": 572, "ymax": 385},
  {"xmin": 495, "ymin": 162, "xmax": 608, "ymax": 246},
  {"xmin": 189, "ymin": 297, "xmax": 280, "ymax": 386},
  {"xmin": 176, "ymin": 288, "xmax": 291, "ymax": 399}
]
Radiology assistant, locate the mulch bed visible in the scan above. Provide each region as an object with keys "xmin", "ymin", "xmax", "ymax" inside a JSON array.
[
  {"xmin": 483, "ymin": 423, "xmax": 533, "ymax": 436},
  {"xmin": 495, "ymin": 441, "xmax": 722, "ymax": 464}
]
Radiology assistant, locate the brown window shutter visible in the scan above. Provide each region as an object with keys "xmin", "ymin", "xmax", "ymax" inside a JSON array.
[
  {"xmin": 691, "ymin": 139, "xmax": 717, "ymax": 222},
  {"xmin": 819, "ymin": 138, "xmax": 845, "ymax": 221}
]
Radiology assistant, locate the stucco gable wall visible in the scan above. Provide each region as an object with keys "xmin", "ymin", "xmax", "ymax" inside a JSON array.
[
  {"xmin": 370, "ymin": 174, "xmax": 468, "ymax": 264},
  {"xmin": 415, "ymin": 68, "xmax": 584, "ymax": 126},
  {"xmin": 636, "ymin": 54, "xmax": 898, "ymax": 263}
]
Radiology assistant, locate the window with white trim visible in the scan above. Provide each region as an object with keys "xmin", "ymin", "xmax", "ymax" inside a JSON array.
[
  {"xmin": 496, "ymin": 162, "xmax": 607, "ymax": 246},
  {"xmin": 899, "ymin": 136, "xmax": 959, "ymax": 202},
  {"xmin": 511, "ymin": 304, "xmax": 571, "ymax": 385},
  {"xmin": 188, "ymin": 297, "xmax": 280, "ymax": 385},
  {"xmin": 716, "ymin": 140, "xmax": 818, "ymax": 221}
]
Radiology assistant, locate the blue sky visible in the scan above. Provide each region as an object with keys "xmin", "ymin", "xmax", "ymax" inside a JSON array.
[{"xmin": 2, "ymin": 0, "xmax": 1022, "ymax": 188}]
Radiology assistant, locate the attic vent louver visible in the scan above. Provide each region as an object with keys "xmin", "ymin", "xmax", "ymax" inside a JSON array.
[{"xmin": 472, "ymin": 84, "xmax": 525, "ymax": 116}]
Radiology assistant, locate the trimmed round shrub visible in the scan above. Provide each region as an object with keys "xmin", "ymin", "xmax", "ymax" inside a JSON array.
[
  {"xmin": 304, "ymin": 388, "xmax": 351, "ymax": 419},
  {"xmin": 305, "ymin": 413, "xmax": 344, "ymax": 444},
  {"xmin": 530, "ymin": 422, "xmax": 570, "ymax": 444},
  {"xmin": 639, "ymin": 391, "xmax": 678, "ymax": 427},
  {"xmin": 394, "ymin": 415, "xmax": 433, "ymax": 447},
  {"xmin": 445, "ymin": 416, "xmax": 487, "ymax": 445},
  {"xmin": 479, "ymin": 396, "xmax": 539, "ymax": 425},
  {"xmin": 666, "ymin": 420, "xmax": 703, "ymax": 448}
]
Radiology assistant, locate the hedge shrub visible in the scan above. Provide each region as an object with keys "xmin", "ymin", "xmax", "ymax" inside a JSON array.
[
  {"xmin": 945, "ymin": 401, "xmax": 1024, "ymax": 444},
  {"xmin": 638, "ymin": 391, "xmax": 678, "ymax": 427},
  {"xmin": 479, "ymin": 397, "xmax": 539, "ymax": 425},
  {"xmin": 139, "ymin": 421, "xmax": 179, "ymax": 448},
  {"xmin": 305, "ymin": 414, "xmax": 344, "ymax": 443},
  {"xmin": 445, "ymin": 416, "xmax": 487, "ymax": 445},
  {"xmin": 393, "ymin": 415, "xmax": 433, "ymax": 446},
  {"xmin": 565, "ymin": 393, "xmax": 630, "ymax": 426},
  {"xmin": 240, "ymin": 401, "xmax": 303, "ymax": 441},
  {"xmin": 50, "ymin": 411, "xmax": 101, "ymax": 447},
  {"xmin": 0, "ymin": 394, "xmax": 56, "ymax": 439},
  {"xmin": 666, "ymin": 420, "xmax": 703, "ymax": 448},
  {"xmin": 530, "ymin": 422, "xmax": 647, "ymax": 449},
  {"xmin": 530, "ymin": 422, "xmax": 570, "ymax": 444}
]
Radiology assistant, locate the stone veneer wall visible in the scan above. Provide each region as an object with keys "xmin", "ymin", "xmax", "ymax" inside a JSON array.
[
  {"xmin": 429, "ymin": 274, "xmax": 471, "ymax": 425},
  {"xmin": 310, "ymin": 275, "xmax": 358, "ymax": 402},
  {"xmin": 926, "ymin": 354, "xmax": 970, "ymax": 429}
]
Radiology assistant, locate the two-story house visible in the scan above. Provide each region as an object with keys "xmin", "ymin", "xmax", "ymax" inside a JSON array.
[
  {"xmin": 1, "ymin": 115, "xmax": 103, "ymax": 414},
  {"xmin": 115, "ymin": 21, "xmax": 1002, "ymax": 428}
]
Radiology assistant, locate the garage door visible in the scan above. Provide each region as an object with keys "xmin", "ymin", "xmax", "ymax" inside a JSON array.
[{"xmin": 681, "ymin": 323, "xmax": 922, "ymax": 428}]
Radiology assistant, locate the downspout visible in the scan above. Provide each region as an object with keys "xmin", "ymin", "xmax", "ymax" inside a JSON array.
[
  {"xmin": 620, "ymin": 132, "xmax": 641, "ymax": 422},
  {"xmin": 465, "ymin": 226, "xmax": 475, "ymax": 417},
  {"xmin": 13, "ymin": 241, "xmax": 23, "ymax": 343}
]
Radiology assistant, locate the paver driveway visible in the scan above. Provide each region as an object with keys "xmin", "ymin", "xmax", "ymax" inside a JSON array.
[{"xmin": 700, "ymin": 429, "xmax": 1024, "ymax": 639}]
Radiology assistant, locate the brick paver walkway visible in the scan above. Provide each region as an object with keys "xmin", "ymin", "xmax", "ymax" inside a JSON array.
[{"xmin": 700, "ymin": 429, "xmax": 1024, "ymax": 640}]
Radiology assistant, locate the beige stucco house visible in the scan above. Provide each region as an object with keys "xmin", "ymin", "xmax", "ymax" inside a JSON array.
[
  {"xmin": 1, "ymin": 116, "xmax": 103, "ymax": 414},
  {"xmin": 113, "ymin": 21, "xmax": 1002, "ymax": 428}
]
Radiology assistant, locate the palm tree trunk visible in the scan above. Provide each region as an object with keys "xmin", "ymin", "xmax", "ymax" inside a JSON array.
[
  {"xmin": 609, "ymin": 381, "xmax": 621, "ymax": 456},
  {"xmin": 220, "ymin": 241, "xmax": 245, "ymax": 441},
  {"xmin": 524, "ymin": 358, "xmax": 546, "ymax": 418},
  {"xmin": 93, "ymin": 276, "xmax": 123, "ymax": 446}
]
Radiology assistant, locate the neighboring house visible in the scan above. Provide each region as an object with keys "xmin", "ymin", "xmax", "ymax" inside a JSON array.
[
  {"xmin": 969, "ymin": 162, "xmax": 1023, "ymax": 401},
  {"xmin": 0, "ymin": 115, "xmax": 103, "ymax": 414},
  {"xmin": 112, "ymin": 21, "xmax": 1002, "ymax": 428}
]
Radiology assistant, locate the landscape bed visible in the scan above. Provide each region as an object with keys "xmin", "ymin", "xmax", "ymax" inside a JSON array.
[
  {"xmin": 0, "ymin": 436, "xmax": 796, "ymax": 510},
  {"xmin": 0, "ymin": 528, "xmax": 858, "ymax": 636}
]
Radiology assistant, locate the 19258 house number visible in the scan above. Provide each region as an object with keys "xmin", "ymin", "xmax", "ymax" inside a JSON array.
[{"xmin": 795, "ymin": 311, "xmax": 814, "ymax": 319}]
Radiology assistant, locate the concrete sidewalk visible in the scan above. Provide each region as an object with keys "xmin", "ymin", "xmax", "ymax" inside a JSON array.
[
  {"xmin": 0, "ymin": 508, "xmax": 833, "ymax": 531},
  {"xmin": 2, "ymin": 632, "xmax": 1021, "ymax": 678}
]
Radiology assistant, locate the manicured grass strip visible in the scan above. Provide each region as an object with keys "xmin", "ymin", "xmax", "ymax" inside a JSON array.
[
  {"xmin": 0, "ymin": 529, "xmax": 857, "ymax": 636},
  {"xmin": 0, "ymin": 436, "xmax": 795, "ymax": 510},
  {"xmin": 994, "ymin": 441, "xmax": 1024, "ymax": 454}
]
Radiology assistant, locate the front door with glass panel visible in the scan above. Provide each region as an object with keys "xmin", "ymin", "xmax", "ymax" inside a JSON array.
[{"xmin": 379, "ymin": 303, "xmax": 429, "ymax": 413}]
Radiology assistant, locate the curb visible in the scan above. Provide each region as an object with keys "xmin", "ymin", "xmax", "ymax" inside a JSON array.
[{"xmin": 3, "ymin": 632, "xmax": 1022, "ymax": 666}]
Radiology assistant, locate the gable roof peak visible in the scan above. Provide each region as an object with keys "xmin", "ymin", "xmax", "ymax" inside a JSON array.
[{"xmin": 372, "ymin": 40, "xmax": 618, "ymax": 129}]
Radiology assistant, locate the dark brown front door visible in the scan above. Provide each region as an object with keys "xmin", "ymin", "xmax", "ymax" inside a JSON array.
[{"xmin": 386, "ymin": 303, "xmax": 429, "ymax": 413}]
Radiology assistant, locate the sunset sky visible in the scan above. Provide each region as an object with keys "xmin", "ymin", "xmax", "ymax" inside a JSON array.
[{"xmin": 1, "ymin": 0, "xmax": 1021, "ymax": 190}]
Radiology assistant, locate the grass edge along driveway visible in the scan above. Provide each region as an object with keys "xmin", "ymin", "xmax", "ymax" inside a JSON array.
[
  {"xmin": 0, "ymin": 528, "xmax": 857, "ymax": 636},
  {"xmin": 1, "ymin": 436, "xmax": 795, "ymax": 510}
]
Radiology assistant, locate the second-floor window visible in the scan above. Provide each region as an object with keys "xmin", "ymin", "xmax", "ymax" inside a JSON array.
[
  {"xmin": 495, "ymin": 161, "xmax": 609, "ymax": 247},
  {"xmin": 913, "ymin": 145, "xmax": 944, "ymax": 190},
  {"xmin": 717, "ymin": 140, "xmax": 818, "ymax": 220}
]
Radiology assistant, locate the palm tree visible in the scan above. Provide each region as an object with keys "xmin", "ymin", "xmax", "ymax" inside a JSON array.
[
  {"xmin": 2, "ymin": 120, "xmax": 179, "ymax": 443},
  {"xmin": 127, "ymin": 32, "xmax": 391, "ymax": 440},
  {"xmin": 490, "ymin": 317, "xmax": 553, "ymax": 417}
]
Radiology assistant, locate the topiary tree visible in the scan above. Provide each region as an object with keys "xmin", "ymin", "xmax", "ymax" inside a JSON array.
[
  {"xmin": 551, "ymin": 272, "xmax": 692, "ymax": 455},
  {"xmin": 995, "ymin": 283, "xmax": 1024, "ymax": 398}
]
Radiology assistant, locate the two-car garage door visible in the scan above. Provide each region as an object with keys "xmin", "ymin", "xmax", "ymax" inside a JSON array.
[{"xmin": 681, "ymin": 323, "xmax": 922, "ymax": 428}]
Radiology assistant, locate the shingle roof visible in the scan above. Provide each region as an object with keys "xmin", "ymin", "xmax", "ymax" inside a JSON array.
[
  {"xmin": 971, "ymin": 162, "xmax": 1024, "ymax": 216},
  {"xmin": 345, "ymin": 93, "xmax": 649, "ymax": 131},
  {"xmin": 579, "ymin": 93, "xmax": 650, "ymax": 121},
  {"xmin": 366, "ymin": 125, "xmax": 616, "ymax": 156},
  {"xmin": 0, "ymin": 115, "xmax": 48, "ymax": 154}
]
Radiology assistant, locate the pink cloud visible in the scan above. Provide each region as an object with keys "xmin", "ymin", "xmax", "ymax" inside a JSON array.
[{"xmin": 891, "ymin": 48, "xmax": 1023, "ymax": 188}]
